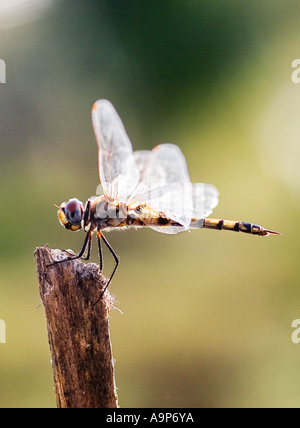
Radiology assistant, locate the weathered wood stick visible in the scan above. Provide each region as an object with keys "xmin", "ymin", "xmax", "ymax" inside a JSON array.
[{"xmin": 34, "ymin": 245, "xmax": 118, "ymax": 408}]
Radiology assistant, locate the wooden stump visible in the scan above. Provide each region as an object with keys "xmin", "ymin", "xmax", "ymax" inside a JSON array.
[{"xmin": 34, "ymin": 245, "xmax": 118, "ymax": 408}]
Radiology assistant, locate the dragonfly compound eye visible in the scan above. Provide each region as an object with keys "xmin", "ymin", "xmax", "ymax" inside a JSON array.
[{"xmin": 57, "ymin": 198, "xmax": 83, "ymax": 231}]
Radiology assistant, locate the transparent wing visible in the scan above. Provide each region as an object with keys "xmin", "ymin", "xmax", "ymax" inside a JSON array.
[
  {"xmin": 133, "ymin": 150, "xmax": 151, "ymax": 186},
  {"xmin": 191, "ymin": 183, "xmax": 219, "ymax": 219},
  {"xmin": 134, "ymin": 144, "xmax": 189, "ymax": 189},
  {"xmin": 141, "ymin": 183, "xmax": 219, "ymax": 234},
  {"xmin": 92, "ymin": 99, "xmax": 140, "ymax": 202},
  {"xmin": 132, "ymin": 144, "xmax": 194, "ymax": 233},
  {"xmin": 132, "ymin": 145, "xmax": 219, "ymax": 234}
]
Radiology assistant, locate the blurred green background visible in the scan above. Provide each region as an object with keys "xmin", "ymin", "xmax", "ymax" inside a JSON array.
[{"xmin": 0, "ymin": 0, "xmax": 299, "ymax": 408}]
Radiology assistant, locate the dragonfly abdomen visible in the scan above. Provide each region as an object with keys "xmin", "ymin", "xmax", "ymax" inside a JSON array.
[{"xmin": 191, "ymin": 218, "xmax": 280, "ymax": 236}]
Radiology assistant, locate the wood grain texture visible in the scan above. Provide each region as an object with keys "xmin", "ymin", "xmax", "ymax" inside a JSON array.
[{"xmin": 34, "ymin": 245, "xmax": 118, "ymax": 408}]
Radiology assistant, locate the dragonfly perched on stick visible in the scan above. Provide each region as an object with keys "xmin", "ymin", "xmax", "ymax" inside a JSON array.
[{"xmin": 54, "ymin": 99, "xmax": 280, "ymax": 303}]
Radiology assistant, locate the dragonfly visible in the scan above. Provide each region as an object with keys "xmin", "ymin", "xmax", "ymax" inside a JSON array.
[{"xmin": 54, "ymin": 99, "xmax": 280, "ymax": 303}]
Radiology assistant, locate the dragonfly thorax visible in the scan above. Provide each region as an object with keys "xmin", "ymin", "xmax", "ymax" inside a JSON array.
[{"xmin": 90, "ymin": 195, "xmax": 128, "ymax": 229}]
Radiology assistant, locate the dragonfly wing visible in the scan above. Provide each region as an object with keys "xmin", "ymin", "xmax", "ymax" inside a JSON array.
[
  {"xmin": 148, "ymin": 183, "xmax": 219, "ymax": 233},
  {"xmin": 133, "ymin": 150, "xmax": 151, "ymax": 194},
  {"xmin": 133, "ymin": 144, "xmax": 194, "ymax": 233},
  {"xmin": 132, "ymin": 145, "xmax": 219, "ymax": 234},
  {"xmin": 92, "ymin": 100, "xmax": 140, "ymax": 202},
  {"xmin": 150, "ymin": 225, "xmax": 186, "ymax": 234},
  {"xmin": 134, "ymin": 144, "xmax": 189, "ymax": 188},
  {"xmin": 191, "ymin": 183, "xmax": 219, "ymax": 219}
]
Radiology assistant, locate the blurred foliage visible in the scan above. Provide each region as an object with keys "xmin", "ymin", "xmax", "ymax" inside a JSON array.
[{"xmin": 0, "ymin": 0, "xmax": 299, "ymax": 408}]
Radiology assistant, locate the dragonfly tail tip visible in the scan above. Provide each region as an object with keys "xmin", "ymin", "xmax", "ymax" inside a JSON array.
[{"xmin": 264, "ymin": 229, "xmax": 281, "ymax": 236}]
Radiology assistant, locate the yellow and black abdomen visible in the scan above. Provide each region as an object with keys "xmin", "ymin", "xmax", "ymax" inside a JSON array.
[{"xmin": 191, "ymin": 218, "xmax": 280, "ymax": 236}]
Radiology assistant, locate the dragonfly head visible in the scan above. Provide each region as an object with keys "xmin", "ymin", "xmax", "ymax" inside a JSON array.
[{"xmin": 57, "ymin": 198, "xmax": 84, "ymax": 231}]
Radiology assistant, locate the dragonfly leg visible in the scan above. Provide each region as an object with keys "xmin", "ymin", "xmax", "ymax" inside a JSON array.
[
  {"xmin": 80, "ymin": 233, "xmax": 92, "ymax": 260},
  {"xmin": 83, "ymin": 200, "xmax": 91, "ymax": 227},
  {"xmin": 93, "ymin": 232, "xmax": 119, "ymax": 305},
  {"xmin": 96, "ymin": 229, "xmax": 104, "ymax": 271},
  {"xmin": 48, "ymin": 230, "xmax": 92, "ymax": 267}
]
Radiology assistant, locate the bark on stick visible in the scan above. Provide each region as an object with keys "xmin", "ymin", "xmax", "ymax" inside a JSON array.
[{"xmin": 34, "ymin": 245, "xmax": 118, "ymax": 408}]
